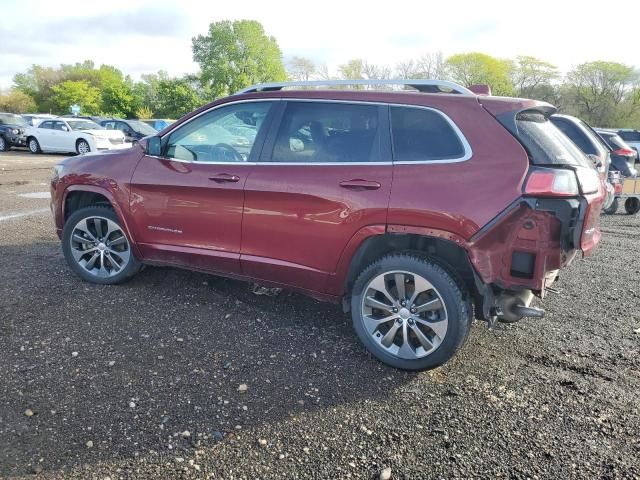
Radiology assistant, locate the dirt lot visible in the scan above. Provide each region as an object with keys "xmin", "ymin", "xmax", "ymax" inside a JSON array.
[{"xmin": 1, "ymin": 151, "xmax": 639, "ymax": 479}]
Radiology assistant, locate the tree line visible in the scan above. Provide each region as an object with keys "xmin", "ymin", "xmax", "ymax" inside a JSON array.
[{"xmin": 1, "ymin": 19, "xmax": 638, "ymax": 128}]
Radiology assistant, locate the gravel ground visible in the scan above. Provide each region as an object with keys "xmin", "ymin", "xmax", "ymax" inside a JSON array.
[{"xmin": 1, "ymin": 152, "xmax": 639, "ymax": 479}]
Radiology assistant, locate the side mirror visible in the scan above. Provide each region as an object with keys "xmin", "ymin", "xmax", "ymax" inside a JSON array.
[
  {"xmin": 61, "ymin": 126, "xmax": 69, "ymax": 132},
  {"xmin": 146, "ymin": 136, "xmax": 162, "ymax": 156}
]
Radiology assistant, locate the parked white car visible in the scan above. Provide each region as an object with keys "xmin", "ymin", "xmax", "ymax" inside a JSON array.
[
  {"xmin": 22, "ymin": 113, "xmax": 57, "ymax": 127},
  {"xmin": 26, "ymin": 118, "xmax": 130, "ymax": 154}
]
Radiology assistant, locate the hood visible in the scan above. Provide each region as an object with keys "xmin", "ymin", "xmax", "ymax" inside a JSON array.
[{"xmin": 83, "ymin": 129, "xmax": 124, "ymax": 139}]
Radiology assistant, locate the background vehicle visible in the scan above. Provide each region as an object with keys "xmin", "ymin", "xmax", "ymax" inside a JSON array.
[
  {"xmin": 61, "ymin": 114, "xmax": 110, "ymax": 124},
  {"xmin": 550, "ymin": 114, "xmax": 610, "ymax": 176},
  {"xmin": 141, "ymin": 119, "xmax": 175, "ymax": 130},
  {"xmin": 550, "ymin": 114, "xmax": 614, "ymax": 210},
  {"xmin": 26, "ymin": 118, "xmax": 129, "ymax": 154},
  {"xmin": 595, "ymin": 129, "xmax": 637, "ymax": 177},
  {"xmin": 616, "ymin": 129, "xmax": 640, "ymax": 157},
  {"xmin": 100, "ymin": 119, "xmax": 158, "ymax": 144},
  {"xmin": 22, "ymin": 113, "xmax": 57, "ymax": 127},
  {"xmin": 0, "ymin": 112, "xmax": 28, "ymax": 151},
  {"xmin": 50, "ymin": 79, "xmax": 605, "ymax": 370}
]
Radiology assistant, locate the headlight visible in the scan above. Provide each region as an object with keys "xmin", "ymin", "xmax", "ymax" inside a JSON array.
[
  {"xmin": 12, "ymin": 128, "xmax": 19, "ymax": 135},
  {"xmin": 51, "ymin": 165, "xmax": 63, "ymax": 183}
]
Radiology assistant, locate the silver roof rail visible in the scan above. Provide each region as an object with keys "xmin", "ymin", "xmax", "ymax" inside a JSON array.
[{"xmin": 235, "ymin": 79, "xmax": 474, "ymax": 95}]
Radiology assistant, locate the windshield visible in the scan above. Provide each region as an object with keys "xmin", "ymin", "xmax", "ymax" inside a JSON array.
[
  {"xmin": 0, "ymin": 113, "xmax": 28, "ymax": 126},
  {"xmin": 515, "ymin": 112, "xmax": 591, "ymax": 167},
  {"xmin": 128, "ymin": 120, "xmax": 158, "ymax": 135},
  {"xmin": 67, "ymin": 120, "xmax": 103, "ymax": 131}
]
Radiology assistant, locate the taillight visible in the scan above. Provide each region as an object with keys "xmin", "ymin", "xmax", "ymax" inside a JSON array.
[
  {"xmin": 524, "ymin": 168, "xmax": 579, "ymax": 197},
  {"xmin": 574, "ymin": 166, "xmax": 600, "ymax": 195},
  {"xmin": 613, "ymin": 148, "xmax": 636, "ymax": 156}
]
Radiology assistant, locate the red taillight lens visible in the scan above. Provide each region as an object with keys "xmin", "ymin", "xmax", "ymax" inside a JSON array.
[
  {"xmin": 613, "ymin": 148, "xmax": 636, "ymax": 156},
  {"xmin": 524, "ymin": 168, "xmax": 579, "ymax": 197}
]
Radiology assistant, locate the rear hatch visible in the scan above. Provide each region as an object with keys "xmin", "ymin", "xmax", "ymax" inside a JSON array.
[{"xmin": 480, "ymin": 98, "xmax": 605, "ymax": 256}]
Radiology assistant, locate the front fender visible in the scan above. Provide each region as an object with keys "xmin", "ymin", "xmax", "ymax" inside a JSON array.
[{"xmin": 61, "ymin": 185, "xmax": 142, "ymax": 260}]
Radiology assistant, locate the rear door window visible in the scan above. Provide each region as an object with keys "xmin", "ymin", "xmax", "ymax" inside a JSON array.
[
  {"xmin": 390, "ymin": 106, "xmax": 466, "ymax": 162},
  {"xmin": 269, "ymin": 102, "xmax": 380, "ymax": 163},
  {"xmin": 516, "ymin": 112, "xmax": 591, "ymax": 167}
]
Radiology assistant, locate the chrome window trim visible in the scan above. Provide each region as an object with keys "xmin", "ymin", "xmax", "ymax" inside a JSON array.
[
  {"xmin": 389, "ymin": 104, "xmax": 473, "ymax": 164},
  {"xmin": 158, "ymin": 97, "xmax": 473, "ymax": 165}
]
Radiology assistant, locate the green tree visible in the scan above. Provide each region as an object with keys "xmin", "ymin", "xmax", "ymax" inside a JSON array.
[
  {"xmin": 50, "ymin": 80, "xmax": 101, "ymax": 115},
  {"xmin": 446, "ymin": 52, "xmax": 514, "ymax": 96},
  {"xmin": 192, "ymin": 20, "xmax": 286, "ymax": 97},
  {"xmin": 564, "ymin": 61, "xmax": 639, "ymax": 126},
  {"xmin": 511, "ymin": 56, "xmax": 559, "ymax": 99},
  {"xmin": 154, "ymin": 78, "xmax": 203, "ymax": 118},
  {"xmin": 135, "ymin": 105, "xmax": 154, "ymax": 119},
  {"xmin": 338, "ymin": 59, "xmax": 365, "ymax": 80},
  {"xmin": 13, "ymin": 65, "xmax": 63, "ymax": 112},
  {"xmin": 0, "ymin": 89, "xmax": 37, "ymax": 113}
]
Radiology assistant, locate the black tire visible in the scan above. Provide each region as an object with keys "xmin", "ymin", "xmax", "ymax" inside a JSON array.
[
  {"xmin": 625, "ymin": 197, "xmax": 640, "ymax": 215},
  {"xmin": 27, "ymin": 137, "xmax": 41, "ymax": 154},
  {"xmin": 0, "ymin": 135, "xmax": 9, "ymax": 152},
  {"xmin": 62, "ymin": 205, "xmax": 141, "ymax": 285},
  {"xmin": 350, "ymin": 253, "xmax": 472, "ymax": 371},
  {"xmin": 76, "ymin": 139, "xmax": 91, "ymax": 155},
  {"xmin": 603, "ymin": 197, "xmax": 619, "ymax": 215}
]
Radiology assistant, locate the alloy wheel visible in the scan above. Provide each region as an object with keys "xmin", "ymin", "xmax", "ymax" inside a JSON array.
[
  {"xmin": 29, "ymin": 139, "xmax": 38, "ymax": 153},
  {"xmin": 78, "ymin": 141, "xmax": 90, "ymax": 154},
  {"xmin": 360, "ymin": 270, "xmax": 448, "ymax": 360},
  {"xmin": 69, "ymin": 216, "xmax": 131, "ymax": 278},
  {"xmin": 0, "ymin": 136, "xmax": 6, "ymax": 151}
]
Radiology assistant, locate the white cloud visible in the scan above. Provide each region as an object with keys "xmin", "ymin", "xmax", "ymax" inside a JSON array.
[{"xmin": 1, "ymin": 0, "xmax": 638, "ymax": 88}]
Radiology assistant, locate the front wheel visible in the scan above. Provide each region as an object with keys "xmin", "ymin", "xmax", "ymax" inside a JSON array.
[
  {"xmin": 625, "ymin": 197, "xmax": 640, "ymax": 215},
  {"xmin": 350, "ymin": 254, "xmax": 471, "ymax": 371},
  {"xmin": 76, "ymin": 139, "xmax": 91, "ymax": 155},
  {"xmin": 603, "ymin": 197, "xmax": 619, "ymax": 215},
  {"xmin": 62, "ymin": 206, "xmax": 141, "ymax": 284},
  {"xmin": 0, "ymin": 135, "xmax": 8, "ymax": 152}
]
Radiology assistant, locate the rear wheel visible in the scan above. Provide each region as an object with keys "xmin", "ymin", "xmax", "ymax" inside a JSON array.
[
  {"xmin": 603, "ymin": 197, "xmax": 619, "ymax": 215},
  {"xmin": 62, "ymin": 206, "xmax": 141, "ymax": 284},
  {"xmin": 625, "ymin": 197, "xmax": 640, "ymax": 215},
  {"xmin": 350, "ymin": 254, "xmax": 471, "ymax": 370},
  {"xmin": 28, "ymin": 137, "xmax": 41, "ymax": 154},
  {"xmin": 0, "ymin": 135, "xmax": 8, "ymax": 152}
]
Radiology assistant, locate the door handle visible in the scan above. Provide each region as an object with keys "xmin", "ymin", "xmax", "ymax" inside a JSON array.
[
  {"xmin": 339, "ymin": 179, "xmax": 381, "ymax": 190},
  {"xmin": 209, "ymin": 173, "xmax": 240, "ymax": 183}
]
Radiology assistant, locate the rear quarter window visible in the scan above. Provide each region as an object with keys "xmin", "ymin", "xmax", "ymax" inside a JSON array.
[{"xmin": 390, "ymin": 106, "xmax": 467, "ymax": 162}]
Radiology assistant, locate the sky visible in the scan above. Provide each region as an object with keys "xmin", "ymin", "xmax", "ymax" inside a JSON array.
[{"xmin": 1, "ymin": 0, "xmax": 639, "ymax": 88}]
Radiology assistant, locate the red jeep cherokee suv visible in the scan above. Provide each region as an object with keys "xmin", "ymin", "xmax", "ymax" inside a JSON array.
[{"xmin": 50, "ymin": 80, "xmax": 605, "ymax": 370}]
